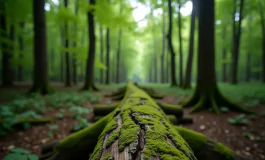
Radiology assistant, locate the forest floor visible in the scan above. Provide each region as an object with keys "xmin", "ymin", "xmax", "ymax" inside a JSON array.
[{"xmin": 0, "ymin": 82, "xmax": 264, "ymax": 160}]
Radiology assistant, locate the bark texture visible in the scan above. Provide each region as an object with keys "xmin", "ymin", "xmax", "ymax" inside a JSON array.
[
  {"xmin": 231, "ymin": 0, "xmax": 244, "ymax": 84},
  {"xmin": 167, "ymin": 0, "xmax": 177, "ymax": 86},
  {"xmin": 29, "ymin": 0, "xmax": 54, "ymax": 94},
  {"xmin": 83, "ymin": 0, "xmax": 97, "ymax": 91}
]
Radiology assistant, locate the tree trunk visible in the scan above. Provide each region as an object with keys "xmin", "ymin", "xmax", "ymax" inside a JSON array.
[
  {"xmin": 43, "ymin": 82, "xmax": 250, "ymax": 160},
  {"xmin": 231, "ymin": 0, "xmax": 244, "ymax": 84},
  {"xmin": 184, "ymin": 0, "xmax": 197, "ymax": 89},
  {"xmin": 83, "ymin": 0, "xmax": 97, "ymax": 91},
  {"xmin": 72, "ymin": 0, "xmax": 79, "ymax": 85},
  {"xmin": 9, "ymin": 24, "xmax": 15, "ymax": 81},
  {"xmin": 64, "ymin": 0, "xmax": 71, "ymax": 87},
  {"xmin": 18, "ymin": 21, "xmax": 25, "ymax": 81},
  {"xmin": 178, "ymin": 0, "xmax": 183, "ymax": 86},
  {"xmin": 160, "ymin": 8, "xmax": 166, "ymax": 84},
  {"xmin": 154, "ymin": 54, "xmax": 157, "ymax": 83},
  {"xmin": 259, "ymin": 0, "xmax": 265, "ymax": 83},
  {"xmin": 182, "ymin": 0, "xmax": 251, "ymax": 114},
  {"xmin": 116, "ymin": 4, "xmax": 123, "ymax": 84},
  {"xmin": 105, "ymin": 28, "xmax": 110, "ymax": 84},
  {"xmin": 60, "ymin": 26, "xmax": 64, "ymax": 83},
  {"xmin": 100, "ymin": 25, "xmax": 104, "ymax": 84},
  {"xmin": 222, "ymin": 26, "xmax": 227, "ymax": 82},
  {"xmin": 29, "ymin": 0, "xmax": 54, "ymax": 94},
  {"xmin": 167, "ymin": 0, "xmax": 177, "ymax": 86},
  {"xmin": 246, "ymin": 53, "xmax": 251, "ymax": 82}
]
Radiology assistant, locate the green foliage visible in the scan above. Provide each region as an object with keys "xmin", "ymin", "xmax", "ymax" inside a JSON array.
[
  {"xmin": 228, "ymin": 114, "xmax": 248, "ymax": 125},
  {"xmin": 3, "ymin": 148, "xmax": 38, "ymax": 160},
  {"xmin": 72, "ymin": 115, "xmax": 91, "ymax": 132}
]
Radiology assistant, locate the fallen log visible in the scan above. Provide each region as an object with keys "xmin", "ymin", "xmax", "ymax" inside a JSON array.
[{"xmin": 41, "ymin": 82, "xmax": 251, "ymax": 160}]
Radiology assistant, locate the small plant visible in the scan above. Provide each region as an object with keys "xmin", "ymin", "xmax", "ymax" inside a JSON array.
[
  {"xmin": 56, "ymin": 113, "xmax": 64, "ymax": 119},
  {"xmin": 90, "ymin": 96, "xmax": 99, "ymax": 104},
  {"xmin": 48, "ymin": 125, "xmax": 59, "ymax": 137},
  {"xmin": 228, "ymin": 114, "xmax": 248, "ymax": 125},
  {"xmin": 3, "ymin": 148, "xmax": 39, "ymax": 160},
  {"xmin": 220, "ymin": 106, "xmax": 229, "ymax": 112},
  {"xmin": 69, "ymin": 106, "xmax": 91, "ymax": 116},
  {"xmin": 72, "ymin": 116, "xmax": 91, "ymax": 132},
  {"xmin": 243, "ymin": 131, "xmax": 262, "ymax": 141}
]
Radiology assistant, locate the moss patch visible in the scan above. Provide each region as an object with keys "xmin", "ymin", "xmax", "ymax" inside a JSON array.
[
  {"xmin": 106, "ymin": 130, "xmax": 119, "ymax": 148},
  {"xmin": 103, "ymin": 152, "xmax": 111, "ymax": 160},
  {"xmin": 214, "ymin": 142, "xmax": 234, "ymax": 160}
]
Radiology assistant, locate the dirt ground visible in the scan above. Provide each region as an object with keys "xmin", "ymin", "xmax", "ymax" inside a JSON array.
[{"xmin": 0, "ymin": 90, "xmax": 264, "ymax": 160}]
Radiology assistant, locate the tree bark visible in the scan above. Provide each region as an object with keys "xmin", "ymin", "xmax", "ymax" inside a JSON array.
[
  {"xmin": 231, "ymin": 0, "xmax": 244, "ymax": 84},
  {"xmin": 178, "ymin": 0, "xmax": 183, "ymax": 86},
  {"xmin": 184, "ymin": 0, "xmax": 197, "ymax": 89},
  {"xmin": 0, "ymin": 0, "xmax": 13, "ymax": 87},
  {"xmin": 60, "ymin": 25, "xmax": 64, "ymax": 83},
  {"xmin": 18, "ymin": 21, "xmax": 25, "ymax": 81},
  {"xmin": 116, "ymin": 4, "xmax": 123, "ymax": 84},
  {"xmin": 258, "ymin": 0, "xmax": 265, "ymax": 83},
  {"xmin": 161, "ymin": 7, "xmax": 166, "ymax": 83},
  {"xmin": 29, "ymin": 0, "xmax": 54, "ymax": 94},
  {"xmin": 246, "ymin": 53, "xmax": 251, "ymax": 82},
  {"xmin": 83, "ymin": 0, "xmax": 97, "ymax": 91},
  {"xmin": 182, "ymin": 0, "xmax": 251, "ymax": 114},
  {"xmin": 105, "ymin": 28, "xmax": 110, "ymax": 84},
  {"xmin": 64, "ymin": 0, "xmax": 71, "ymax": 87},
  {"xmin": 167, "ymin": 0, "xmax": 177, "ymax": 86},
  {"xmin": 100, "ymin": 25, "xmax": 104, "ymax": 84},
  {"xmin": 222, "ymin": 26, "xmax": 227, "ymax": 82},
  {"xmin": 72, "ymin": 0, "xmax": 79, "ymax": 85}
]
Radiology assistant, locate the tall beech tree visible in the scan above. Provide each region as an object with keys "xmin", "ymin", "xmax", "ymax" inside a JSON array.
[
  {"xmin": 18, "ymin": 22, "xmax": 25, "ymax": 81},
  {"xmin": 100, "ymin": 25, "xmax": 104, "ymax": 84},
  {"xmin": 64, "ymin": 0, "xmax": 71, "ymax": 86},
  {"xmin": 184, "ymin": 0, "xmax": 197, "ymax": 89},
  {"xmin": 83, "ymin": 0, "xmax": 98, "ymax": 91},
  {"xmin": 231, "ymin": 0, "xmax": 244, "ymax": 84},
  {"xmin": 178, "ymin": 0, "xmax": 183, "ymax": 86},
  {"xmin": 258, "ymin": 0, "xmax": 265, "ymax": 83},
  {"xmin": 222, "ymin": 25, "xmax": 228, "ymax": 82},
  {"xmin": 72, "ymin": 0, "xmax": 79, "ymax": 85},
  {"xmin": 161, "ymin": 5, "xmax": 166, "ymax": 83},
  {"xmin": 182, "ymin": 0, "xmax": 251, "ymax": 114},
  {"xmin": 105, "ymin": 28, "xmax": 110, "ymax": 84},
  {"xmin": 29, "ymin": 0, "xmax": 53, "ymax": 94},
  {"xmin": 116, "ymin": 3, "xmax": 123, "ymax": 84},
  {"xmin": 167, "ymin": 0, "xmax": 177, "ymax": 86},
  {"xmin": 1, "ymin": 0, "xmax": 13, "ymax": 86}
]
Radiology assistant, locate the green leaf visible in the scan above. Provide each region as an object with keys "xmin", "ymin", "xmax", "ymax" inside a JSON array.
[
  {"xmin": 23, "ymin": 123, "xmax": 31, "ymax": 130},
  {"xmin": 220, "ymin": 106, "xmax": 229, "ymax": 112},
  {"xmin": 56, "ymin": 113, "xmax": 64, "ymax": 119},
  {"xmin": 11, "ymin": 148, "xmax": 30, "ymax": 154},
  {"xmin": 255, "ymin": 136, "xmax": 261, "ymax": 141},
  {"xmin": 47, "ymin": 132, "xmax": 53, "ymax": 137},
  {"xmin": 228, "ymin": 118, "xmax": 237, "ymax": 124},
  {"xmin": 4, "ymin": 153, "xmax": 27, "ymax": 160},
  {"xmin": 28, "ymin": 154, "xmax": 39, "ymax": 160}
]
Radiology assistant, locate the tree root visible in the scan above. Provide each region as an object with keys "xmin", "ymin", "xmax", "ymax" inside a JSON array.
[
  {"xmin": 175, "ymin": 126, "xmax": 252, "ymax": 160},
  {"xmin": 181, "ymin": 87, "xmax": 253, "ymax": 114},
  {"xmin": 157, "ymin": 101, "xmax": 183, "ymax": 118},
  {"xmin": 28, "ymin": 85, "xmax": 55, "ymax": 95},
  {"xmin": 82, "ymin": 84, "xmax": 99, "ymax": 91}
]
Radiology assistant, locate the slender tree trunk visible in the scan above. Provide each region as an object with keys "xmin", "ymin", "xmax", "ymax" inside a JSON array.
[
  {"xmin": 29, "ymin": 0, "xmax": 53, "ymax": 94},
  {"xmin": 64, "ymin": 0, "xmax": 71, "ymax": 86},
  {"xmin": 161, "ymin": 8, "xmax": 166, "ymax": 83},
  {"xmin": 100, "ymin": 25, "xmax": 104, "ymax": 84},
  {"xmin": 116, "ymin": 29, "xmax": 122, "ymax": 84},
  {"xmin": 60, "ymin": 26, "xmax": 64, "ymax": 83},
  {"xmin": 50, "ymin": 48, "xmax": 55, "ymax": 80},
  {"xmin": 184, "ymin": 0, "xmax": 196, "ymax": 89},
  {"xmin": 105, "ymin": 28, "xmax": 110, "ymax": 84},
  {"xmin": 178, "ymin": 0, "xmax": 183, "ymax": 86},
  {"xmin": 258, "ymin": 0, "xmax": 265, "ymax": 83},
  {"xmin": 83, "ymin": 0, "xmax": 97, "ymax": 91},
  {"xmin": 72, "ymin": 0, "xmax": 79, "ymax": 85},
  {"xmin": 246, "ymin": 53, "xmax": 251, "ymax": 82},
  {"xmin": 18, "ymin": 22, "xmax": 25, "ymax": 81},
  {"xmin": 231, "ymin": 0, "xmax": 244, "ymax": 84},
  {"xmin": 167, "ymin": 0, "xmax": 177, "ymax": 86},
  {"xmin": 222, "ymin": 26, "xmax": 227, "ymax": 82},
  {"xmin": 9, "ymin": 24, "xmax": 15, "ymax": 81}
]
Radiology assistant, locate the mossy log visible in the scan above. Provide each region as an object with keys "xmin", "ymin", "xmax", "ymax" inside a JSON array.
[{"xmin": 42, "ymin": 82, "xmax": 251, "ymax": 160}]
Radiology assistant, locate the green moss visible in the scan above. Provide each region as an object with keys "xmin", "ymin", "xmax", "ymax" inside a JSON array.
[
  {"xmin": 214, "ymin": 142, "xmax": 234, "ymax": 160},
  {"xmin": 104, "ymin": 116, "xmax": 118, "ymax": 133},
  {"xmin": 174, "ymin": 126, "xmax": 207, "ymax": 152},
  {"xmin": 103, "ymin": 152, "xmax": 111, "ymax": 160},
  {"xmin": 118, "ymin": 110, "xmax": 140, "ymax": 151},
  {"xmin": 106, "ymin": 130, "xmax": 119, "ymax": 148}
]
